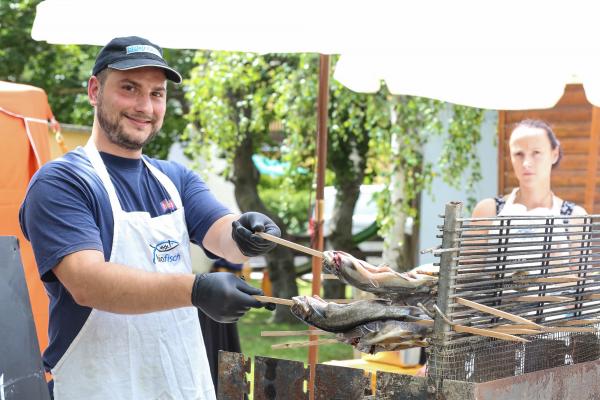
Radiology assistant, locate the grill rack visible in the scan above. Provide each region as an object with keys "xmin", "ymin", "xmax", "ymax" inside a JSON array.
[{"xmin": 428, "ymin": 202, "xmax": 600, "ymax": 383}]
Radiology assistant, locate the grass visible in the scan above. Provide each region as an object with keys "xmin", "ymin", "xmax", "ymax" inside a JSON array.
[
  {"xmin": 238, "ymin": 307, "xmax": 353, "ymax": 364},
  {"xmin": 237, "ymin": 278, "xmax": 353, "ymax": 364},
  {"xmin": 235, "ymin": 278, "xmax": 354, "ymax": 398}
]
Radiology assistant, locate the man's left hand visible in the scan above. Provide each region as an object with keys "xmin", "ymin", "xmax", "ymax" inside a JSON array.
[{"xmin": 232, "ymin": 212, "xmax": 281, "ymax": 257}]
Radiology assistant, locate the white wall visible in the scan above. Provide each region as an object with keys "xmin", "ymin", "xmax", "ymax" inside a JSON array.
[{"xmin": 418, "ymin": 110, "xmax": 498, "ymax": 265}]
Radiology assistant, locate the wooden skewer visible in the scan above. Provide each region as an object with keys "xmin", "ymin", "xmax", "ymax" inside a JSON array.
[
  {"xmin": 322, "ymin": 298, "xmax": 385, "ymax": 303},
  {"xmin": 490, "ymin": 328, "xmax": 541, "ymax": 335},
  {"xmin": 557, "ymin": 319, "xmax": 600, "ymax": 326},
  {"xmin": 496, "ymin": 324, "xmax": 540, "ymax": 330},
  {"xmin": 452, "ymin": 324, "xmax": 529, "ymax": 343},
  {"xmin": 261, "ymin": 330, "xmax": 331, "ymax": 337},
  {"xmin": 456, "ymin": 297, "xmax": 542, "ymax": 329},
  {"xmin": 271, "ymin": 339, "xmax": 339, "ymax": 350},
  {"xmin": 540, "ymin": 326, "xmax": 597, "ymax": 333},
  {"xmin": 256, "ymin": 232, "xmax": 324, "ymax": 258},
  {"xmin": 516, "ymin": 277, "xmax": 584, "ymax": 284},
  {"xmin": 253, "ymin": 295, "xmax": 294, "ymax": 306},
  {"xmin": 414, "ymin": 319, "xmax": 435, "ymax": 326},
  {"xmin": 584, "ymin": 294, "xmax": 600, "ymax": 300},
  {"xmin": 513, "ymin": 295, "xmax": 572, "ymax": 303},
  {"xmin": 253, "ymin": 295, "xmax": 387, "ymax": 307},
  {"xmin": 496, "ymin": 323, "xmax": 597, "ymax": 333}
]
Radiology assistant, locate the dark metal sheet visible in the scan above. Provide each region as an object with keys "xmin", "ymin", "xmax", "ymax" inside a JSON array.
[
  {"xmin": 253, "ymin": 356, "xmax": 308, "ymax": 400},
  {"xmin": 217, "ymin": 351, "xmax": 250, "ymax": 400},
  {"xmin": 314, "ymin": 364, "xmax": 370, "ymax": 400},
  {"xmin": 473, "ymin": 358, "xmax": 600, "ymax": 400},
  {"xmin": 375, "ymin": 372, "xmax": 430, "ymax": 400},
  {"xmin": 0, "ymin": 236, "xmax": 51, "ymax": 400}
]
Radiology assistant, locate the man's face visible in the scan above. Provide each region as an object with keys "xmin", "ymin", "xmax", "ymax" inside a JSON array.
[{"xmin": 93, "ymin": 67, "xmax": 167, "ymax": 151}]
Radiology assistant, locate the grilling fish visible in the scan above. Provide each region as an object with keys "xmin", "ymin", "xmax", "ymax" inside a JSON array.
[
  {"xmin": 322, "ymin": 250, "xmax": 438, "ymax": 296},
  {"xmin": 336, "ymin": 320, "xmax": 432, "ymax": 354},
  {"xmin": 290, "ymin": 295, "xmax": 431, "ymax": 333}
]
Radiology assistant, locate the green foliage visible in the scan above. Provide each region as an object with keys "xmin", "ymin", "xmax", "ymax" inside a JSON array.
[
  {"xmin": 184, "ymin": 50, "xmax": 485, "ymax": 241},
  {"xmin": 259, "ymin": 175, "xmax": 311, "ymax": 234},
  {"xmin": 371, "ymin": 96, "xmax": 484, "ymax": 233},
  {"xmin": 184, "ymin": 51, "xmax": 280, "ymax": 176},
  {"xmin": 0, "ymin": 0, "xmax": 192, "ymax": 159}
]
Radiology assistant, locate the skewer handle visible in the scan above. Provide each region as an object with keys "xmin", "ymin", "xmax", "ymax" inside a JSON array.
[
  {"xmin": 256, "ymin": 232, "xmax": 324, "ymax": 258},
  {"xmin": 261, "ymin": 330, "xmax": 330, "ymax": 337},
  {"xmin": 456, "ymin": 297, "xmax": 542, "ymax": 329},
  {"xmin": 271, "ymin": 339, "xmax": 339, "ymax": 349},
  {"xmin": 253, "ymin": 295, "xmax": 294, "ymax": 306}
]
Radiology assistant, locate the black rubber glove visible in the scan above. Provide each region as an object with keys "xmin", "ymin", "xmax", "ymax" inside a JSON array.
[
  {"xmin": 191, "ymin": 272, "xmax": 264, "ymax": 323},
  {"xmin": 232, "ymin": 212, "xmax": 281, "ymax": 257}
]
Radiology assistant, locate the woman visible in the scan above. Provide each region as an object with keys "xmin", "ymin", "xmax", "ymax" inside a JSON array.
[
  {"xmin": 471, "ymin": 119, "xmax": 587, "ymax": 322},
  {"xmin": 472, "ymin": 119, "xmax": 586, "ymax": 220}
]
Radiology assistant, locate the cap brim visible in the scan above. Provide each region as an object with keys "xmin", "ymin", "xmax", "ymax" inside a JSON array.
[{"xmin": 108, "ymin": 59, "xmax": 182, "ymax": 84}]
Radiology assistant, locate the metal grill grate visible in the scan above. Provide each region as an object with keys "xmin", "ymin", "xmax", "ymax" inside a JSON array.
[{"xmin": 428, "ymin": 202, "xmax": 600, "ymax": 383}]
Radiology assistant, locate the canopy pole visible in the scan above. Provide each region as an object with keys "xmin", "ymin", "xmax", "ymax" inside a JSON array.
[{"xmin": 308, "ymin": 53, "xmax": 330, "ymax": 400}]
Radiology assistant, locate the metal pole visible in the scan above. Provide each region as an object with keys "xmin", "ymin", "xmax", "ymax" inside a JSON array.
[
  {"xmin": 308, "ymin": 53, "xmax": 330, "ymax": 400},
  {"xmin": 430, "ymin": 202, "xmax": 462, "ymax": 390}
]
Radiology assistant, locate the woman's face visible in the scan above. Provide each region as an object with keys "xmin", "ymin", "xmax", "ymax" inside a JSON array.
[{"xmin": 509, "ymin": 126, "xmax": 559, "ymax": 187}]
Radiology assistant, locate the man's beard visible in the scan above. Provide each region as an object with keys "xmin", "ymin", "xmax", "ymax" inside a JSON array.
[{"xmin": 96, "ymin": 93, "xmax": 161, "ymax": 151}]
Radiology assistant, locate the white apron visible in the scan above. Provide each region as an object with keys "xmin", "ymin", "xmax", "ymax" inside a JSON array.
[{"xmin": 51, "ymin": 142, "xmax": 215, "ymax": 400}]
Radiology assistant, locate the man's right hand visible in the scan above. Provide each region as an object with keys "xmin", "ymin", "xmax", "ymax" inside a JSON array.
[{"xmin": 191, "ymin": 272, "xmax": 263, "ymax": 323}]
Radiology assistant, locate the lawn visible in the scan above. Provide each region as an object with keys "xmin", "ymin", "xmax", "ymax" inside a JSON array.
[
  {"xmin": 238, "ymin": 305, "xmax": 353, "ymax": 364},
  {"xmin": 235, "ymin": 278, "xmax": 355, "ymax": 398},
  {"xmin": 238, "ymin": 278, "xmax": 354, "ymax": 363}
]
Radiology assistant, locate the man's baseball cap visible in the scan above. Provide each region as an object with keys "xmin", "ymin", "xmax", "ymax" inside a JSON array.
[{"xmin": 92, "ymin": 36, "xmax": 182, "ymax": 83}]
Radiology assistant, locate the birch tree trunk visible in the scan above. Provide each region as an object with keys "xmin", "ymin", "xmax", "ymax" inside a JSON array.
[{"xmin": 381, "ymin": 130, "xmax": 409, "ymax": 272}]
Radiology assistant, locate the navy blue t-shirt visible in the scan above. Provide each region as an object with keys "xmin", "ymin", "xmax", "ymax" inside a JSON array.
[{"xmin": 19, "ymin": 147, "xmax": 231, "ymax": 371}]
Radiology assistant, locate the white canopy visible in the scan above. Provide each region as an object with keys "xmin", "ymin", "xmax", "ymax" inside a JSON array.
[{"xmin": 32, "ymin": 0, "xmax": 600, "ymax": 109}]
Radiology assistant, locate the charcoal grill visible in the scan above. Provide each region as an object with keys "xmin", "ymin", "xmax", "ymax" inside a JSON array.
[{"xmin": 217, "ymin": 201, "xmax": 600, "ymax": 399}]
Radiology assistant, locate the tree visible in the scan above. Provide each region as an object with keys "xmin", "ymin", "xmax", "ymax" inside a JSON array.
[
  {"xmin": 275, "ymin": 55, "xmax": 392, "ymax": 298},
  {"xmin": 185, "ymin": 52, "xmax": 301, "ymax": 322},
  {"xmin": 275, "ymin": 56, "xmax": 485, "ymax": 275},
  {"xmin": 374, "ymin": 99, "xmax": 485, "ymax": 270},
  {"xmin": 0, "ymin": 0, "xmax": 192, "ymax": 159},
  {"xmin": 185, "ymin": 50, "xmax": 486, "ymax": 312}
]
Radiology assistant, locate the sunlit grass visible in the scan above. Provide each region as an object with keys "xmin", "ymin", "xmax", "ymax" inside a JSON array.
[
  {"xmin": 238, "ymin": 278, "xmax": 353, "ymax": 363},
  {"xmin": 236, "ymin": 278, "xmax": 354, "ymax": 398}
]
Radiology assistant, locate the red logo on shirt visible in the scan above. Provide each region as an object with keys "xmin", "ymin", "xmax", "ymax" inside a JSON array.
[{"xmin": 160, "ymin": 199, "xmax": 176, "ymax": 212}]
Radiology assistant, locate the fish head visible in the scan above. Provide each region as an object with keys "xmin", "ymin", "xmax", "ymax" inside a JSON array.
[
  {"xmin": 290, "ymin": 296, "xmax": 313, "ymax": 321},
  {"xmin": 322, "ymin": 251, "xmax": 354, "ymax": 275},
  {"xmin": 322, "ymin": 251, "xmax": 339, "ymax": 274}
]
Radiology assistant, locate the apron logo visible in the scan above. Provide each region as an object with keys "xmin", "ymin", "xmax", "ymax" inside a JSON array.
[{"xmin": 150, "ymin": 240, "xmax": 181, "ymax": 264}]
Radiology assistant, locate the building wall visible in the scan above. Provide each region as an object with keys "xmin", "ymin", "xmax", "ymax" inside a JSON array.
[
  {"xmin": 498, "ymin": 84, "xmax": 598, "ymax": 212},
  {"xmin": 418, "ymin": 109, "xmax": 498, "ymax": 265}
]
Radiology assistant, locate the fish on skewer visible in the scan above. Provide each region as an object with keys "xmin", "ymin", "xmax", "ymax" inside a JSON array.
[
  {"xmin": 321, "ymin": 251, "xmax": 438, "ymax": 298},
  {"xmin": 336, "ymin": 320, "xmax": 432, "ymax": 354},
  {"xmin": 290, "ymin": 295, "xmax": 432, "ymax": 333}
]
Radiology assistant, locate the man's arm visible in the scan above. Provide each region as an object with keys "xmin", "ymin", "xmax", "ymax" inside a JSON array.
[
  {"xmin": 54, "ymin": 249, "xmax": 195, "ymax": 314},
  {"xmin": 202, "ymin": 214, "xmax": 247, "ymax": 263},
  {"xmin": 202, "ymin": 212, "xmax": 281, "ymax": 262}
]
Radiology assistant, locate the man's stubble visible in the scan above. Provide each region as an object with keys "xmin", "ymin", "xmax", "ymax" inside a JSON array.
[{"xmin": 96, "ymin": 87, "xmax": 161, "ymax": 151}]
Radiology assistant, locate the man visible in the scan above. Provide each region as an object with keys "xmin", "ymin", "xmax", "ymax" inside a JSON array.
[{"xmin": 19, "ymin": 36, "xmax": 281, "ymax": 400}]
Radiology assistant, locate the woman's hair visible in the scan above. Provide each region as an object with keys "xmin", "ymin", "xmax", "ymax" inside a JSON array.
[{"xmin": 511, "ymin": 119, "xmax": 563, "ymax": 168}]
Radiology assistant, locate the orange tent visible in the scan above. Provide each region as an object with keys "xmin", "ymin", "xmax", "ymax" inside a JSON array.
[{"xmin": 0, "ymin": 81, "xmax": 54, "ymax": 357}]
